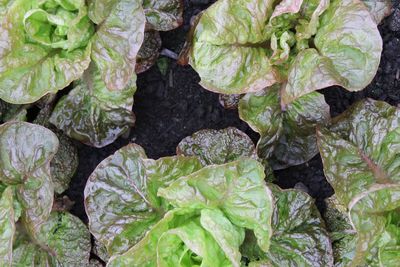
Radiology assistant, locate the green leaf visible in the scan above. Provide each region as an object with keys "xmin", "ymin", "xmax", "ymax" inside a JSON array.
[
  {"xmin": 0, "ymin": 187, "xmax": 15, "ymax": 266},
  {"xmin": 313, "ymin": 0, "xmax": 381, "ymax": 93},
  {"xmin": 0, "ymin": 122, "xmax": 58, "ymax": 232},
  {"xmin": 107, "ymin": 208, "xmax": 235, "ymax": 267},
  {"xmin": 176, "ymin": 127, "xmax": 258, "ymax": 165},
  {"xmin": 280, "ymin": 48, "xmax": 348, "ymax": 104},
  {"xmin": 243, "ymin": 186, "xmax": 333, "ymax": 267},
  {"xmin": 158, "ymin": 159, "xmax": 274, "ymax": 252},
  {"xmin": 12, "ymin": 237, "xmax": 53, "ymax": 266},
  {"xmin": 11, "ymin": 211, "xmax": 91, "ymax": 267},
  {"xmin": 200, "ymin": 209, "xmax": 245, "ymax": 267},
  {"xmin": 0, "ymin": 0, "xmax": 93, "ymax": 104},
  {"xmin": 143, "ymin": 0, "xmax": 183, "ymax": 31},
  {"xmin": 91, "ymin": 0, "xmax": 145, "ymax": 90},
  {"xmin": 50, "ymin": 64, "xmax": 136, "ymax": 148},
  {"xmin": 34, "ymin": 211, "xmax": 91, "ymax": 266},
  {"xmin": 188, "ymin": 0, "xmax": 277, "ymax": 94},
  {"xmin": 84, "ymin": 144, "xmax": 203, "ymax": 255},
  {"xmin": 239, "ymin": 86, "xmax": 330, "ymax": 169},
  {"xmin": 317, "ymin": 99, "xmax": 400, "ymax": 266}
]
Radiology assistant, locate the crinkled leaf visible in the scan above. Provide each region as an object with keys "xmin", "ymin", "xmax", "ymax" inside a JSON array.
[
  {"xmin": 243, "ymin": 186, "xmax": 333, "ymax": 266},
  {"xmin": 84, "ymin": 144, "xmax": 202, "ymax": 255},
  {"xmin": 49, "ymin": 133, "xmax": 78, "ymax": 194},
  {"xmin": 12, "ymin": 238, "xmax": 53, "ymax": 266},
  {"xmin": 311, "ymin": 0, "xmax": 381, "ymax": 94},
  {"xmin": 317, "ymin": 99, "xmax": 400, "ymax": 266},
  {"xmin": 323, "ymin": 196, "xmax": 356, "ymax": 266},
  {"xmin": 50, "ymin": 64, "xmax": 136, "ymax": 148},
  {"xmin": 84, "ymin": 144, "xmax": 153, "ymax": 255},
  {"xmin": 187, "ymin": 0, "xmax": 277, "ymax": 94},
  {"xmin": 0, "ymin": 0, "xmax": 92, "ymax": 104},
  {"xmin": 176, "ymin": 127, "xmax": 258, "ymax": 165},
  {"xmin": 34, "ymin": 211, "xmax": 91, "ymax": 266},
  {"xmin": 107, "ymin": 208, "xmax": 235, "ymax": 267},
  {"xmin": 136, "ymin": 30, "xmax": 162, "ymax": 74},
  {"xmin": 280, "ymin": 49, "xmax": 348, "ymax": 104},
  {"xmin": 0, "ymin": 187, "xmax": 15, "ymax": 266},
  {"xmin": 143, "ymin": 0, "xmax": 183, "ymax": 31},
  {"xmin": 91, "ymin": 0, "xmax": 145, "ymax": 90},
  {"xmin": 317, "ymin": 99, "xmax": 400, "ymax": 204},
  {"xmin": 363, "ymin": 0, "xmax": 392, "ymax": 24},
  {"xmin": 270, "ymin": 0, "xmax": 304, "ymax": 20},
  {"xmin": 239, "ymin": 86, "xmax": 330, "ymax": 169},
  {"xmin": 158, "ymin": 159, "xmax": 274, "ymax": 252},
  {"xmin": 0, "ymin": 122, "xmax": 58, "ymax": 232}
]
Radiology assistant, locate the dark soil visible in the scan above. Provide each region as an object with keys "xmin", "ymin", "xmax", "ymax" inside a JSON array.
[{"xmin": 65, "ymin": 0, "xmax": 400, "ymax": 222}]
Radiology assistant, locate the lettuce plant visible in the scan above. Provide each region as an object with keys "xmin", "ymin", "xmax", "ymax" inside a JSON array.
[
  {"xmin": 85, "ymin": 128, "xmax": 333, "ymax": 266},
  {"xmin": 181, "ymin": 0, "xmax": 382, "ymax": 105},
  {"xmin": 49, "ymin": 0, "xmax": 184, "ymax": 148},
  {"xmin": 0, "ymin": 121, "xmax": 91, "ymax": 266},
  {"xmin": 0, "ymin": 0, "xmax": 183, "ymax": 148},
  {"xmin": 317, "ymin": 99, "xmax": 400, "ymax": 266}
]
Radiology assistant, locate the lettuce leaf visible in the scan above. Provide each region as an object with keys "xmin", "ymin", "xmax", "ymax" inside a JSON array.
[
  {"xmin": 90, "ymin": 0, "xmax": 145, "ymax": 90},
  {"xmin": 0, "ymin": 187, "xmax": 15, "ymax": 266},
  {"xmin": 239, "ymin": 86, "xmax": 330, "ymax": 169},
  {"xmin": 243, "ymin": 185, "xmax": 333, "ymax": 267},
  {"xmin": 107, "ymin": 208, "xmax": 239, "ymax": 267},
  {"xmin": 0, "ymin": 122, "xmax": 58, "ymax": 232},
  {"xmin": 317, "ymin": 99, "xmax": 400, "ymax": 266},
  {"xmin": 50, "ymin": 64, "xmax": 136, "ymax": 148},
  {"xmin": 176, "ymin": 127, "xmax": 258, "ymax": 165}
]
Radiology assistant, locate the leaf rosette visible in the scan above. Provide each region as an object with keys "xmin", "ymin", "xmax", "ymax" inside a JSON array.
[
  {"xmin": 182, "ymin": 0, "xmax": 382, "ymax": 104},
  {"xmin": 0, "ymin": 0, "xmax": 94, "ymax": 104}
]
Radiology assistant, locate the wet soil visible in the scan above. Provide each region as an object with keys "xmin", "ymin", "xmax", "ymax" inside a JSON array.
[{"xmin": 65, "ymin": 0, "xmax": 400, "ymax": 221}]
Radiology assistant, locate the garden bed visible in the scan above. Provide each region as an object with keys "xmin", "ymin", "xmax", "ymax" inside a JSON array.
[{"xmin": 65, "ymin": 0, "xmax": 400, "ymax": 222}]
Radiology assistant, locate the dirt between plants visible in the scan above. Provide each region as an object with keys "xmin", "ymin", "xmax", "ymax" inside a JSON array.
[{"xmin": 65, "ymin": 0, "xmax": 400, "ymax": 222}]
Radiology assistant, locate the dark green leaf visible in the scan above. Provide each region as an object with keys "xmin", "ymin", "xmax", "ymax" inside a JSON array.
[
  {"xmin": 0, "ymin": 122, "xmax": 58, "ymax": 232},
  {"xmin": 143, "ymin": 0, "xmax": 183, "ymax": 31},
  {"xmin": 50, "ymin": 64, "xmax": 136, "ymax": 148},
  {"xmin": 176, "ymin": 127, "xmax": 258, "ymax": 165},
  {"xmin": 242, "ymin": 185, "xmax": 333, "ymax": 267},
  {"xmin": 239, "ymin": 86, "xmax": 330, "ymax": 169}
]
